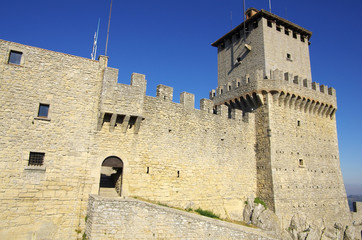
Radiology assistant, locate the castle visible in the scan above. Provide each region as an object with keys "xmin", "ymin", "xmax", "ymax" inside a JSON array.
[{"xmin": 0, "ymin": 8, "xmax": 359, "ymax": 240}]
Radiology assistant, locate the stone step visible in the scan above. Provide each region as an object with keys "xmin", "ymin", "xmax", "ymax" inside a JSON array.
[{"xmin": 99, "ymin": 187, "xmax": 119, "ymax": 197}]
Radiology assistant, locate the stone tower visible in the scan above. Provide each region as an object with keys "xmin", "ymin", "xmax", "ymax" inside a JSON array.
[{"xmin": 210, "ymin": 8, "xmax": 351, "ymax": 226}]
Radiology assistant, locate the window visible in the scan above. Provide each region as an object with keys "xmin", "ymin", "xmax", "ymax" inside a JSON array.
[
  {"xmin": 284, "ymin": 29, "xmax": 289, "ymax": 35},
  {"xmin": 293, "ymin": 32, "xmax": 297, "ymax": 39},
  {"xmin": 267, "ymin": 20, "xmax": 272, "ymax": 28},
  {"xmin": 228, "ymin": 85, "xmax": 231, "ymax": 91},
  {"xmin": 299, "ymin": 159, "xmax": 304, "ymax": 167},
  {"xmin": 301, "ymin": 36, "xmax": 305, "ymax": 42},
  {"xmin": 276, "ymin": 25, "xmax": 281, "ymax": 32},
  {"xmin": 29, "ymin": 152, "xmax": 45, "ymax": 166},
  {"xmin": 284, "ymin": 73, "xmax": 289, "ymax": 81},
  {"xmin": 287, "ymin": 53, "xmax": 292, "ymax": 61},
  {"xmin": 38, "ymin": 104, "xmax": 49, "ymax": 118},
  {"xmin": 297, "ymin": 120, "xmax": 301, "ymax": 126},
  {"xmin": 8, "ymin": 50, "xmax": 22, "ymax": 65}
]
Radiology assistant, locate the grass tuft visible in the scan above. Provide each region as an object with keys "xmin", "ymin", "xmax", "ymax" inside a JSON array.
[{"xmin": 194, "ymin": 208, "xmax": 220, "ymax": 219}]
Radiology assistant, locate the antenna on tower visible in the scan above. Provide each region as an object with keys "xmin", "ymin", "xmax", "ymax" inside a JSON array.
[
  {"xmin": 230, "ymin": 11, "xmax": 233, "ymax": 29},
  {"xmin": 269, "ymin": 0, "xmax": 272, "ymax": 13},
  {"xmin": 104, "ymin": 0, "xmax": 113, "ymax": 56},
  {"xmin": 91, "ymin": 18, "xmax": 100, "ymax": 60}
]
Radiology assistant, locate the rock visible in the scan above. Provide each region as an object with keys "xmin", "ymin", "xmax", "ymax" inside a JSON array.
[
  {"xmin": 305, "ymin": 227, "xmax": 321, "ymax": 240},
  {"xmin": 242, "ymin": 196, "xmax": 255, "ymax": 223},
  {"xmin": 343, "ymin": 225, "xmax": 354, "ymax": 240},
  {"xmin": 256, "ymin": 208, "xmax": 281, "ymax": 233},
  {"xmin": 251, "ymin": 203, "xmax": 265, "ymax": 224}
]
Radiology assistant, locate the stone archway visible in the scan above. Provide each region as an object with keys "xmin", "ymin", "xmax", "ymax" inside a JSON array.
[{"xmin": 99, "ymin": 156, "xmax": 123, "ymax": 197}]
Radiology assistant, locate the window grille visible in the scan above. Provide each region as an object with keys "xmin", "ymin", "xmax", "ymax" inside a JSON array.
[{"xmin": 29, "ymin": 152, "xmax": 45, "ymax": 166}]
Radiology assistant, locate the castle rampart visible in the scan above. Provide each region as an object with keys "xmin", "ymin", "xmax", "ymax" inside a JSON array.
[{"xmin": 0, "ymin": 5, "xmax": 356, "ymax": 238}]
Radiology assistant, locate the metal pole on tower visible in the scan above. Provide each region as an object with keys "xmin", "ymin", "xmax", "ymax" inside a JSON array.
[
  {"xmin": 269, "ymin": 0, "xmax": 272, "ymax": 13},
  {"xmin": 105, "ymin": 0, "xmax": 113, "ymax": 56},
  {"xmin": 91, "ymin": 19, "xmax": 100, "ymax": 60}
]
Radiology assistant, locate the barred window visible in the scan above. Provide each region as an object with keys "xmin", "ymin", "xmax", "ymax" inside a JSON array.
[{"xmin": 29, "ymin": 152, "xmax": 45, "ymax": 166}]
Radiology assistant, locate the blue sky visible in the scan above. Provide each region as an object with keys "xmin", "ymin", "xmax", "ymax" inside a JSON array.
[{"xmin": 2, "ymin": 0, "xmax": 361, "ymax": 194}]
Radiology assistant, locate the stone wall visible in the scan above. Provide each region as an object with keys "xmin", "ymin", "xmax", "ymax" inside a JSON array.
[
  {"xmin": 352, "ymin": 202, "xmax": 362, "ymax": 238},
  {"xmin": 0, "ymin": 39, "xmax": 259, "ymax": 238},
  {"xmin": 86, "ymin": 195, "xmax": 278, "ymax": 240},
  {"xmin": 91, "ymin": 79, "xmax": 257, "ymax": 220},
  {"xmin": 267, "ymin": 90, "xmax": 351, "ymax": 227},
  {"xmin": 0, "ymin": 40, "xmax": 105, "ymax": 239}
]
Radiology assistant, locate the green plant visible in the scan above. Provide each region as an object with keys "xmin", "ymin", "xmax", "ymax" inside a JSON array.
[
  {"xmin": 195, "ymin": 208, "xmax": 220, "ymax": 219},
  {"xmin": 254, "ymin": 197, "xmax": 267, "ymax": 209},
  {"xmin": 84, "ymin": 215, "xmax": 88, "ymax": 222},
  {"xmin": 82, "ymin": 232, "xmax": 88, "ymax": 240},
  {"xmin": 75, "ymin": 227, "xmax": 82, "ymax": 234},
  {"xmin": 186, "ymin": 207, "xmax": 193, "ymax": 212},
  {"xmin": 157, "ymin": 202, "xmax": 169, "ymax": 207}
]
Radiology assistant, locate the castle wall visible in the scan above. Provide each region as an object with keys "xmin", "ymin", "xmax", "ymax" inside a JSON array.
[
  {"xmin": 267, "ymin": 89, "xmax": 351, "ymax": 227},
  {"xmin": 217, "ymin": 17, "xmax": 265, "ymax": 89},
  {"xmin": 0, "ymin": 40, "xmax": 103, "ymax": 239},
  {"xmin": 85, "ymin": 195, "xmax": 278, "ymax": 240},
  {"xmin": 91, "ymin": 82, "xmax": 257, "ymax": 220},
  {"xmin": 262, "ymin": 18, "xmax": 312, "ymax": 81}
]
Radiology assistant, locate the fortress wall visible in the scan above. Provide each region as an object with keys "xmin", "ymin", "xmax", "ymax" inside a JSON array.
[
  {"xmin": 100, "ymin": 69, "xmax": 146, "ymax": 116},
  {"xmin": 267, "ymin": 95, "xmax": 351, "ymax": 227},
  {"xmin": 85, "ymin": 195, "xmax": 278, "ymax": 240},
  {"xmin": 262, "ymin": 18, "xmax": 312, "ymax": 80},
  {"xmin": 91, "ymin": 87, "xmax": 257, "ymax": 220},
  {"xmin": 0, "ymin": 40, "xmax": 103, "ymax": 239},
  {"xmin": 212, "ymin": 69, "xmax": 336, "ymax": 108},
  {"xmin": 217, "ymin": 17, "xmax": 265, "ymax": 88}
]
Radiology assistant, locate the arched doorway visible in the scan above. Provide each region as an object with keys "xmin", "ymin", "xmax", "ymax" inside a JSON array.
[{"xmin": 99, "ymin": 156, "xmax": 123, "ymax": 197}]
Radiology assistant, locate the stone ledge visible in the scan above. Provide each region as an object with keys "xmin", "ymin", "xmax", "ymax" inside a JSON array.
[{"xmin": 24, "ymin": 166, "xmax": 46, "ymax": 171}]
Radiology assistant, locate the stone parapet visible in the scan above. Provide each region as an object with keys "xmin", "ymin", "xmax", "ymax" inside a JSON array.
[{"xmin": 86, "ymin": 195, "xmax": 278, "ymax": 240}]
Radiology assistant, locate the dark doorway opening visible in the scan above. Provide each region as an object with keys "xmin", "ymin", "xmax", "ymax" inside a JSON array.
[{"xmin": 99, "ymin": 156, "xmax": 123, "ymax": 197}]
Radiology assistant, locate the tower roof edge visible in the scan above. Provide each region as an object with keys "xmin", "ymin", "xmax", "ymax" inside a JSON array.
[{"xmin": 211, "ymin": 9, "xmax": 312, "ymax": 47}]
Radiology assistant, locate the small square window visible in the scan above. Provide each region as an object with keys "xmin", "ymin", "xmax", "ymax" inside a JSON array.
[
  {"xmin": 276, "ymin": 25, "xmax": 281, "ymax": 32},
  {"xmin": 38, "ymin": 104, "xmax": 49, "ymax": 118},
  {"xmin": 8, "ymin": 50, "xmax": 22, "ymax": 65},
  {"xmin": 300, "ymin": 36, "xmax": 305, "ymax": 42},
  {"xmin": 267, "ymin": 20, "xmax": 272, "ymax": 28},
  {"xmin": 299, "ymin": 159, "xmax": 304, "ymax": 166},
  {"xmin": 29, "ymin": 152, "xmax": 45, "ymax": 166},
  {"xmin": 284, "ymin": 29, "xmax": 289, "ymax": 35},
  {"xmin": 287, "ymin": 53, "xmax": 292, "ymax": 60}
]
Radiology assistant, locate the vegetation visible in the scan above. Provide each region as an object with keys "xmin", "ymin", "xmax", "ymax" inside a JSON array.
[
  {"xmin": 194, "ymin": 208, "xmax": 220, "ymax": 219},
  {"xmin": 254, "ymin": 197, "xmax": 267, "ymax": 209}
]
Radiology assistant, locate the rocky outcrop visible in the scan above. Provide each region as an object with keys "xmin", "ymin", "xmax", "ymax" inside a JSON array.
[
  {"xmin": 243, "ymin": 196, "xmax": 281, "ymax": 235},
  {"xmin": 243, "ymin": 197, "xmax": 358, "ymax": 240}
]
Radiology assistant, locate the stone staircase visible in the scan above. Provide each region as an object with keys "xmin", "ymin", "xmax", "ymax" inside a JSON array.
[{"xmin": 99, "ymin": 173, "xmax": 119, "ymax": 197}]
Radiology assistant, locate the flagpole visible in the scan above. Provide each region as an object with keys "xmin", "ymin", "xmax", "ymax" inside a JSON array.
[
  {"xmin": 269, "ymin": 0, "xmax": 272, "ymax": 13},
  {"xmin": 105, "ymin": 0, "xmax": 113, "ymax": 56}
]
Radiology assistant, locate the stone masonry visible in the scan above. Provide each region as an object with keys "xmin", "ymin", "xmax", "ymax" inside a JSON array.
[{"xmin": 0, "ymin": 7, "xmax": 357, "ymax": 240}]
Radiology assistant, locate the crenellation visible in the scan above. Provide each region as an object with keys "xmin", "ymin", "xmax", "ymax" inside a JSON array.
[
  {"xmin": 156, "ymin": 84, "xmax": 173, "ymax": 101},
  {"xmin": 320, "ymin": 84, "xmax": 327, "ymax": 93},
  {"xmin": 328, "ymin": 87, "xmax": 335, "ymax": 96},
  {"xmin": 200, "ymin": 98, "xmax": 213, "ymax": 113},
  {"xmin": 180, "ymin": 91, "xmax": 195, "ymax": 109},
  {"xmin": 215, "ymin": 104, "xmax": 229, "ymax": 118}
]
